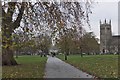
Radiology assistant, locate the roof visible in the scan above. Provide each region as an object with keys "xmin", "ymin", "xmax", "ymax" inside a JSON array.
[
  {"xmin": 112, "ymin": 35, "xmax": 120, "ymax": 37},
  {"xmin": 112, "ymin": 35, "xmax": 120, "ymax": 38}
]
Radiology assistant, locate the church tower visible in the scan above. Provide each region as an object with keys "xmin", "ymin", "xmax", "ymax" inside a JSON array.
[{"xmin": 100, "ymin": 19, "xmax": 112, "ymax": 54}]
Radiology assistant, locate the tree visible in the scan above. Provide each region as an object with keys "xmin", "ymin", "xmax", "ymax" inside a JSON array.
[
  {"xmin": 56, "ymin": 26, "xmax": 86, "ymax": 59},
  {"xmin": 37, "ymin": 35, "xmax": 52, "ymax": 56},
  {"xmin": 2, "ymin": 1, "xmax": 93, "ymax": 65},
  {"xmin": 82, "ymin": 32, "xmax": 100, "ymax": 54},
  {"xmin": 56, "ymin": 28, "xmax": 77, "ymax": 59},
  {"xmin": 2, "ymin": 2, "xmax": 26, "ymax": 65}
]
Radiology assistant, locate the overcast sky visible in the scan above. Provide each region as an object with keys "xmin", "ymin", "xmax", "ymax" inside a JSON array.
[{"xmin": 84, "ymin": 0, "xmax": 119, "ymax": 39}]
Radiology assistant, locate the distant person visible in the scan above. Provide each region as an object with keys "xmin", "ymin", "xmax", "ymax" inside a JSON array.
[
  {"xmin": 53, "ymin": 52, "xmax": 56, "ymax": 57},
  {"xmin": 102, "ymin": 49, "xmax": 105, "ymax": 54},
  {"xmin": 43, "ymin": 53, "xmax": 46, "ymax": 57},
  {"xmin": 52, "ymin": 52, "xmax": 55, "ymax": 57}
]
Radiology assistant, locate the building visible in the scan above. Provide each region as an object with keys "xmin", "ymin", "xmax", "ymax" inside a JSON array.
[{"xmin": 100, "ymin": 19, "xmax": 120, "ymax": 54}]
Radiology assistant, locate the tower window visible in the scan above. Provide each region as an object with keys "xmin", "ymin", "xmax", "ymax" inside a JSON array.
[
  {"xmin": 100, "ymin": 27, "xmax": 104, "ymax": 30},
  {"xmin": 107, "ymin": 28, "xmax": 110, "ymax": 30}
]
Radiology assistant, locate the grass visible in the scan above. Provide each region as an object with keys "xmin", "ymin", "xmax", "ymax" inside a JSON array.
[
  {"xmin": 2, "ymin": 55, "xmax": 47, "ymax": 78},
  {"xmin": 57, "ymin": 54, "xmax": 118, "ymax": 78}
]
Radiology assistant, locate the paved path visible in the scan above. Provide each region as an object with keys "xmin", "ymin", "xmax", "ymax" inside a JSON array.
[{"xmin": 44, "ymin": 56, "xmax": 94, "ymax": 78}]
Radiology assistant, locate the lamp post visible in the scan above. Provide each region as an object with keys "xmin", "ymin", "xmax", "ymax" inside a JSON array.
[
  {"xmin": 79, "ymin": 27, "xmax": 83, "ymax": 57},
  {"xmin": 63, "ymin": 28, "xmax": 67, "ymax": 60}
]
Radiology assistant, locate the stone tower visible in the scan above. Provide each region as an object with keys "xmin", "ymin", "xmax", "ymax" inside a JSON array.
[{"xmin": 100, "ymin": 19, "xmax": 112, "ymax": 54}]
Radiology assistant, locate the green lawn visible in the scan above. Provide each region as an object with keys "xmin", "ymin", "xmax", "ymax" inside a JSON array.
[
  {"xmin": 2, "ymin": 55, "xmax": 47, "ymax": 78},
  {"xmin": 57, "ymin": 54, "xmax": 118, "ymax": 78}
]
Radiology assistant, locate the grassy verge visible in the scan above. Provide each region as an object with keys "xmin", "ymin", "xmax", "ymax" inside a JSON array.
[
  {"xmin": 2, "ymin": 55, "xmax": 47, "ymax": 78},
  {"xmin": 57, "ymin": 54, "xmax": 118, "ymax": 78}
]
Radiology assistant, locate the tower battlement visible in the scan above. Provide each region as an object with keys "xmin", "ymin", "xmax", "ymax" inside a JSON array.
[{"xmin": 100, "ymin": 19, "xmax": 111, "ymax": 26}]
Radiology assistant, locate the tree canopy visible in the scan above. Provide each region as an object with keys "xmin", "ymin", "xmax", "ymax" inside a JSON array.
[{"xmin": 1, "ymin": 1, "xmax": 93, "ymax": 65}]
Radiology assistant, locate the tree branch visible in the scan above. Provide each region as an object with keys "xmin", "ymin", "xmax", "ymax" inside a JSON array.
[{"xmin": 13, "ymin": 2, "xmax": 26, "ymax": 30}]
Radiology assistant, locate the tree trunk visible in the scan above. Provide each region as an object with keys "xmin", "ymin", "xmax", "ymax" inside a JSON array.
[
  {"xmin": 65, "ymin": 55, "xmax": 67, "ymax": 60},
  {"xmin": 2, "ymin": 18, "xmax": 18, "ymax": 66},
  {"xmin": 2, "ymin": 48, "xmax": 17, "ymax": 66},
  {"xmin": 2, "ymin": 25, "xmax": 17, "ymax": 66}
]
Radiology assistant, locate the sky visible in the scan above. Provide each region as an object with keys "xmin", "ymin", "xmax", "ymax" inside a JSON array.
[{"xmin": 84, "ymin": 0, "xmax": 119, "ymax": 39}]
